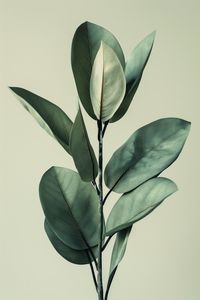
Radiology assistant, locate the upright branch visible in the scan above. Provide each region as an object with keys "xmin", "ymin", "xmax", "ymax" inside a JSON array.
[{"xmin": 97, "ymin": 120, "xmax": 104, "ymax": 300}]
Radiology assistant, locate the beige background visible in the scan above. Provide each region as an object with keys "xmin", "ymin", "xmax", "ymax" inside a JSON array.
[{"xmin": 1, "ymin": 0, "xmax": 200, "ymax": 299}]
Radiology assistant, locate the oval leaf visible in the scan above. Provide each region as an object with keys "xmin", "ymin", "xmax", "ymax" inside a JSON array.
[
  {"xmin": 44, "ymin": 219, "xmax": 98, "ymax": 265},
  {"xmin": 106, "ymin": 177, "xmax": 177, "ymax": 236},
  {"xmin": 105, "ymin": 118, "xmax": 191, "ymax": 193},
  {"xmin": 90, "ymin": 42, "xmax": 126, "ymax": 122},
  {"xmin": 71, "ymin": 21, "xmax": 125, "ymax": 119},
  {"xmin": 110, "ymin": 31, "xmax": 156, "ymax": 122},
  {"xmin": 9, "ymin": 87, "xmax": 73, "ymax": 154},
  {"xmin": 70, "ymin": 108, "xmax": 98, "ymax": 181},
  {"xmin": 106, "ymin": 227, "xmax": 132, "ymax": 299},
  {"xmin": 39, "ymin": 167, "xmax": 99, "ymax": 250}
]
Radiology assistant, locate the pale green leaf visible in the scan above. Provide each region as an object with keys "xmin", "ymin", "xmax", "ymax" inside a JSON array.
[
  {"xmin": 9, "ymin": 87, "xmax": 73, "ymax": 154},
  {"xmin": 106, "ymin": 177, "xmax": 177, "ymax": 236},
  {"xmin": 105, "ymin": 118, "xmax": 191, "ymax": 193},
  {"xmin": 90, "ymin": 42, "xmax": 126, "ymax": 122},
  {"xmin": 110, "ymin": 31, "xmax": 156, "ymax": 122},
  {"xmin": 105, "ymin": 227, "xmax": 131, "ymax": 299},
  {"xmin": 71, "ymin": 21, "xmax": 125, "ymax": 119}
]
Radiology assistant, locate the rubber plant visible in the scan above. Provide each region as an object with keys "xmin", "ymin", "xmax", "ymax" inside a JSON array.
[{"xmin": 10, "ymin": 21, "xmax": 191, "ymax": 300}]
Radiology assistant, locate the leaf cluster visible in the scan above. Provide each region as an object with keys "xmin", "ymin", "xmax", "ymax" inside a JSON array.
[{"xmin": 10, "ymin": 21, "xmax": 191, "ymax": 299}]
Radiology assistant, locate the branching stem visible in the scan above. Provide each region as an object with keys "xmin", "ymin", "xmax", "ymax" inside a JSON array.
[{"xmin": 102, "ymin": 235, "xmax": 114, "ymax": 251}]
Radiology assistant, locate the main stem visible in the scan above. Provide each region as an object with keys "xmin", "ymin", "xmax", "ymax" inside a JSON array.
[{"xmin": 97, "ymin": 120, "xmax": 104, "ymax": 300}]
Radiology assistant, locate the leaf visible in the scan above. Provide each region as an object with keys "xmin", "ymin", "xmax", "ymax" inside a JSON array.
[
  {"xmin": 110, "ymin": 31, "xmax": 156, "ymax": 122},
  {"xmin": 105, "ymin": 118, "xmax": 191, "ymax": 193},
  {"xmin": 106, "ymin": 177, "xmax": 177, "ymax": 236},
  {"xmin": 90, "ymin": 42, "xmax": 126, "ymax": 122},
  {"xmin": 106, "ymin": 227, "xmax": 132, "ymax": 296},
  {"xmin": 70, "ymin": 108, "xmax": 98, "ymax": 181},
  {"xmin": 9, "ymin": 87, "xmax": 73, "ymax": 154},
  {"xmin": 39, "ymin": 167, "xmax": 99, "ymax": 250},
  {"xmin": 71, "ymin": 21, "xmax": 125, "ymax": 119},
  {"xmin": 44, "ymin": 219, "xmax": 98, "ymax": 265}
]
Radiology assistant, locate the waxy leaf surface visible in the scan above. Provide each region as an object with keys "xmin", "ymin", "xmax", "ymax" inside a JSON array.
[
  {"xmin": 105, "ymin": 118, "xmax": 191, "ymax": 193},
  {"xmin": 106, "ymin": 227, "xmax": 132, "ymax": 298},
  {"xmin": 106, "ymin": 177, "xmax": 177, "ymax": 236},
  {"xmin": 10, "ymin": 87, "xmax": 73, "ymax": 154},
  {"xmin": 39, "ymin": 167, "xmax": 99, "ymax": 250},
  {"xmin": 71, "ymin": 21, "xmax": 125, "ymax": 119},
  {"xmin": 90, "ymin": 42, "xmax": 126, "ymax": 122},
  {"xmin": 44, "ymin": 219, "xmax": 98, "ymax": 265},
  {"xmin": 110, "ymin": 31, "xmax": 156, "ymax": 122},
  {"xmin": 70, "ymin": 108, "xmax": 98, "ymax": 181}
]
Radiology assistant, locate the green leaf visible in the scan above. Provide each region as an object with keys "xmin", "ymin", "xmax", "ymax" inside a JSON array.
[
  {"xmin": 105, "ymin": 118, "xmax": 191, "ymax": 193},
  {"xmin": 106, "ymin": 177, "xmax": 177, "ymax": 236},
  {"xmin": 9, "ymin": 87, "xmax": 73, "ymax": 154},
  {"xmin": 90, "ymin": 42, "xmax": 126, "ymax": 122},
  {"xmin": 70, "ymin": 108, "xmax": 98, "ymax": 181},
  {"xmin": 110, "ymin": 31, "xmax": 156, "ymax": 122},
  {"xmin": 44, "ymin": 219, "xmax": 98, "ymax": 265},
  {"xmin": 71, "ymin": 21, "xmax": 125, "ymax": 119},
  {"xmin": 106, "ymin": 227, "xmax": 131, "ymax": 299},
  {"xmin": 39, "ymin": 167, "xmax": 99, "ymax": 250}
]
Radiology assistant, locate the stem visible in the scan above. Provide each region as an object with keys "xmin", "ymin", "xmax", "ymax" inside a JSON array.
[
  {"xmin": 102, "ymin": 235, "xmax": 114, "ymax": 251},
  {"xmin": 105, "ymin": 268, "xmax": 118, "ymax": 300},
  {"xmin": 97, "ymin": 120, "xmax": 104, "ymax": 300},
  {"xmin": 102, "ymin": 121, "xmax": 109, "ymax": 137},
  {"xmin": 82, "ymin": 238, "xmax": 98, "ymax": 270},
  {"xmin": 86, "ymin": 251, "xmax": 98, "ymax": 292},
  {"xmin": 103, "ymin": 189, "xmax": 112, "ymax": 205}
]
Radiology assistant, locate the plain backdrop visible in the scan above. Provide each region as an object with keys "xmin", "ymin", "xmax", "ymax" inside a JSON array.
[{"xmin": 1, "ymin": 1, "xmax": 200, "ymax": 299}]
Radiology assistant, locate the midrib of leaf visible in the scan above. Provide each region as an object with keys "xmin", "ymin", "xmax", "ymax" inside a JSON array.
[
  {"xmin": 108, "ymin": 202, "xmax": 162, "ymax": 235},
  {"xmin": 108, "ymin": 127, "xmax": 184, "ymax": 193},
  {"xmin": 99, "ymin": 62, "xmax": 104, "ymax": 120}
]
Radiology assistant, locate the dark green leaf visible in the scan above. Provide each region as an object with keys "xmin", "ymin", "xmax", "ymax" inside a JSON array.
[
  {"xmin": 70, "ymin": 108, "xmax": 98, "ymax": 181},
  {"xmin": 105, "ymin": 118, "xmax": 191, "ymax": 193},
  {"xmin": 44, "ymin": 219, "xmax": 98, "ymax": 265},
  {"xmin": 106, "ymin": 177, "xmax": 177, "ymax": 236},
  {"xmin": 110, "ymin": 31, "xmax": 156, "ymax": 122},
  {"xmin": 71, "ymin": 21, "xmax": 125, "ymax": 119},
  {"xmin": 39, "ymin": 167, "xmax": 99, "ymax": 250},
  {"xmin": 9, "ymin": 87, "xmax": 73, "ymax": 154}
]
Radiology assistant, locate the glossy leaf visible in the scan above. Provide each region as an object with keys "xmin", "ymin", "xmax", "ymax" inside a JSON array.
[
  {"xmin": 39, "ymin": 167, "xmax": 99, "ymax": 250},
  {"xmin": 106, "ymin": 177, "xmax": 177, "ymax": 236},
  {"xmin": 9, "ymin": 87, "xmax": 73, "ymax": 154},
  {"xmin": 71, "ymin": 21, "xmax": 125, "ymax": 119},
  {"xmin": 90, "ymin": 42, "xmax": 126, "ymax": 122},
  {"xmin": 70, "ymin": 108, "xmax": 98, "ymax": 181},
  {"xmin": 106, "ymin": 227, "xmax": 132, "ymax": 298},
  {"xmin": 105, "ymin": 118, "xmax": 191, "ymax": 193},
  {"xmin": 44, "ymin": 219, "xmax": 98, "ymax": 265},
  {"xmin": 110, "ymin": 31, "xmax": 156, "ymax": 122}
]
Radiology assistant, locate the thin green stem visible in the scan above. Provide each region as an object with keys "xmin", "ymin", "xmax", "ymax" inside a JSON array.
[
  {"xmin": 82, "ymin": 238, "xmax": 98, "ymax": 270},
  {"xmin": 86, "ymin": 251, "xmax": 98, "ymax": 292},
  {"xmin": 103, "ymin": 189, "xmax": 112, "ymax": 205},
  {"xmin": 97, "ymin": 120, "xmax": 104, "ymax": 300},
  {"xmin": 105, "ymin": 268, "xmax": 118, "ymax": 300},
  {"xmin": 102, "ymin": 235, "xmax": 114, "ymax": 251}
]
